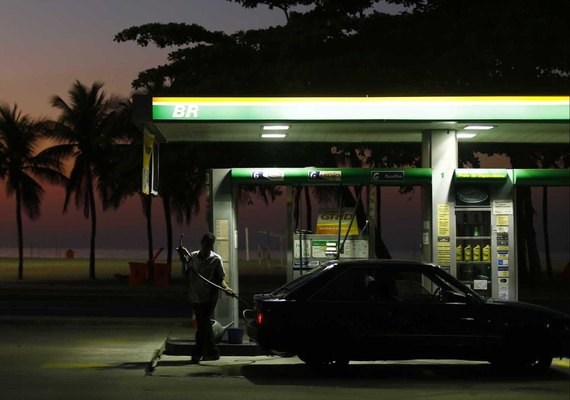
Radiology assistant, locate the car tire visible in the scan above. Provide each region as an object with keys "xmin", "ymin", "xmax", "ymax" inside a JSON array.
[
  {"xmin": 489, "ymin": 354, "xmax": 553, "ymax": 372},
  {"xmin": 490, "ymin": 330, "xmax": 553, "ymax": 373},
  {"xmin": 527, "ymin": 355, "xmax": 553, "ymax": 370}
]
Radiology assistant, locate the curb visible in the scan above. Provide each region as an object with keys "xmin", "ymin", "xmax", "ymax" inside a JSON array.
[{"xmin": 164, "ymin": 338, "xmax": 268, "ymax": 357}]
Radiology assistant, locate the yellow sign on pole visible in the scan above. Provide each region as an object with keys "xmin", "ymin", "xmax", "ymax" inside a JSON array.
[
  {"xmin": 436, "ymin": 204, "xmax": 451, "ymax": 267},
  {"xmin": 315, "ymin": 210, "xmax": 359, "ymax": 235},
  {"xmin": 142, "ymin": 133, "xmax": 154, "ymax": 195},
  {"xmin": 437, "ymin": 204, "xmax": 450, "ymax": 236}
]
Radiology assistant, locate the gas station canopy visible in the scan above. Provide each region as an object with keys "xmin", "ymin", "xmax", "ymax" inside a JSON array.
[
  {"xmin": 135, "ymin": 95, "xmax": 570, "ymax": 144},
  {"xmin": 132, "ymin": 95, "xmax": 569, "ymax": 320}
]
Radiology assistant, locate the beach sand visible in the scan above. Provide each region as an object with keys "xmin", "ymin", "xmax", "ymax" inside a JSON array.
[
  {"xmin": 0, "ymin": 258, "xmax": 180, "ymax": 282},
  {"xmin": 0, "ymin": 257, "xmax": 286, "ymax": 282}
]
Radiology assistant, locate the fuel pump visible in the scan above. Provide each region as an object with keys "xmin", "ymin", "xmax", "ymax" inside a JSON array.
[{"xmin": 291, "ymin": 185, "xmax": 370, "ymax": 280}]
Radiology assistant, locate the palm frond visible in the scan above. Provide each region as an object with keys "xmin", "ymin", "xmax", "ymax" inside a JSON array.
[{"xmin": 35, "ymin": 143, "xmax": 76, "ymax": 162}]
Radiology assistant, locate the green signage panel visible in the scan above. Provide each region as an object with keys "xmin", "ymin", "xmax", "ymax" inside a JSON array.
[
  {"xmin": 153, "ymin": 96, "xmax": 570, "ymax": 121},
  {"xmin": 231, "ymin": 168, "xmax": 432, "ymax": 186},
  {"xmin": 231, "ymin": 168, "xmax": 569, "ymax": 186}
]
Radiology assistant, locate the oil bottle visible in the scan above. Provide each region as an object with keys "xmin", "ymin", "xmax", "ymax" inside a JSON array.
[
  {"xmin": 473, "ymin": 244, "xmax": 481, "ymax": 261},
  {"xmin": 464, "ymin": 244, "xmax": 472, "ymax": 262},
  {"xmin": 456, "ymin": 243, "xmax": 463, "ymax": 262},
  {"xmin": 482, "ymin": 244, "xmax": 491, "ymax": 262}
]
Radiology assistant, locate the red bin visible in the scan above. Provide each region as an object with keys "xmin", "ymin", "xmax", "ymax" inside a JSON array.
[{"xmin": 129, "ymin": 262, "xmax": 148, "ymax": 286}]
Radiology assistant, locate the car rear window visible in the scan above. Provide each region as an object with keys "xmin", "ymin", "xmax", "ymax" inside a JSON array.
[
  {"xmin": 310, "ymin": 267, "xmax": 405, "ymax": 302},
  {"xmin": 271, "ymin": 264, "xmax": 330, "ymax": 297}
]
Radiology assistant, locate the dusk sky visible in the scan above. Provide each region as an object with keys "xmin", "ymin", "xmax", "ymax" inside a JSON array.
[
  {"xmin": 0, "ymin": 0, "xmax": 289, "ymax": 255},
  {"xmin": 0, "ymin": 1, "xmax": 568, "ymax": 263},
  {"xmin": 0, "ymin": 0, "xmax": 288, "ymax": 119}
]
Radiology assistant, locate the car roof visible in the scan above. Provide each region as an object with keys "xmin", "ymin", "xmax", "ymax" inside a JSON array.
[
  {"xmin": 328, "ymin": 259, "xmax": 440, "ymax": 270},
  {"xmin": 277, "ymin": 259, "xmax": 447, "ymax": 300}
]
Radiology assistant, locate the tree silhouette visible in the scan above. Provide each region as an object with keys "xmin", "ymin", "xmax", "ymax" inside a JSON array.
[
  {"xmin": 115, "ymin": 0, "xmax": 568, "ymax": 270},
  {"xmin": 96, "ymin": 100, "xmax": 157, "ymax": 264},
  {"xmin": 115, "ymin": 0, "xmax": 568, "ymax": 95},
  {"xmin": 158, "ymin": 144, "xmax": 207, "ymax": 265},
  {"xmin": 49, "ymin": 81, "xmax": 123, "ymax": 280},
  {"xmin": 0, "ymin": 104, "xmax": 67, "ymax": 279},
  {"xmin": 462, "ymin": 143, "xmax": 569, "ymax": 283}
]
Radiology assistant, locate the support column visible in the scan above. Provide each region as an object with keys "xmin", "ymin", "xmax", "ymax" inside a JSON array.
[
  {"xmin": 209, "ymin": 169, "xmax": 239, "ymax": 325},
  {"xmin": 421, "ymin": 130, "xmax": 457, "ymax": 267},
  {"xmin": 286, "ymin": 186, "xmax": 294, "ymax": 282}
]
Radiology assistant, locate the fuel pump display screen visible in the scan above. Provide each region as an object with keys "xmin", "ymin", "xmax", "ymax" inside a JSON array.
[{"xmin": 292, "ymin": 234, "xmax": 369, "ymax": 279}]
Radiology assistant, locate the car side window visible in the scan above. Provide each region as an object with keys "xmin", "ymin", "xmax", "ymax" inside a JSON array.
[
  {"xmin": 310, "ymin": 268, "xmax": 369, "ymax": 301},
  {"xmin": 310, "ymin": 268, "xmax": 402, "ymax": 302},
  {"xmin": 394, "ymin": 271, "xmax": 446, "ymax": 303}
]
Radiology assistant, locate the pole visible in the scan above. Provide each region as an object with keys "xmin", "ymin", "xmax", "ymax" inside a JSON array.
[
  {"xmin": 336, "ymin": 185, "xmax": 343, "ymax": 260},
  {"xmin": 245, "ymin": 227, "xmax": 250, "ymax": 262}
]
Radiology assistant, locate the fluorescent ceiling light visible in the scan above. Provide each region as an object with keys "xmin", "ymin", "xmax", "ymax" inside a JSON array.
[
  {"xmin": 464, "ymin": 125, "xmax": 495, "ymax": 130},
  {"xmin": 262, "ymin": 125, "xmax": 290, "ymax": 131},
  {"xmin": 457, "ymin": 132, "xmax": 477, "ymax": 139},
  {"xmin": 261, "ymin": 133, "xmax": 287, "ymax": 139}
]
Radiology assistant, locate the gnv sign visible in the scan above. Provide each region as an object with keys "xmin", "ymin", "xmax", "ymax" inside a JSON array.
[{"xmin": 456, "ymin": 187, "xmax": 489, "ymax": 205}]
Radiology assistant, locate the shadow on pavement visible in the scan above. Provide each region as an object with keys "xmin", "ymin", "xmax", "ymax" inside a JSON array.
[{"xmin": 240, "ymin": 362, "xmax": 569, "ymax": 386}]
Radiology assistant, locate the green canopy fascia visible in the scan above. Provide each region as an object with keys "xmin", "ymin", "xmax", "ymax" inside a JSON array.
[
  {"xmin": 231, "ymin": 168, "xmax": 432, "ymax": 186},
  {"xmin": 514, "ymin": 169, "xmax": 570, "ymax": 186},
  {"xmin": 231, "ymin": 168, "xmax": 570, "ymax": 187}
]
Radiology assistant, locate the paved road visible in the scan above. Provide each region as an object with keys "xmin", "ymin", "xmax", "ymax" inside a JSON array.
[
  {"xmin": 0, "ymin": 317, "xmax": 568, "ymax": 400},
  {"xmin": 0, "ymin": 281, "xmax": 189, "ymax": 317}
]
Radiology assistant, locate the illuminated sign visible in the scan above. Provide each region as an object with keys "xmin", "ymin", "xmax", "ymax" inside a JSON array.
[
  {"xmin": 455, "ymin": 173, "xmax": 506, "ymax": 179},
  {"xmin": 251, "ymin": 169, "xmax": 285, "ymax": 181},
  {"xmin": 316, "ymin": 210, "xmax": 359, "ymax": 235},
  {"xmin": 171, "ymin": 104, "xmax": 199, "ymax": 118},
  {"xmin": 454, "ymin": 169, "xmax": 508, "ymax": 184},
  {"xmin": 371, "ymin": 171, "xmax": 404, "ymax": 182},
  {"xmin": 308, "ymin": 170, "xmax": 341, "ymax": 181},
  {"xmin": 142, "ymin": 133, "xmax": 158, "ymax": 195},
  {"xmin": 231, "ymin": 168, "xmax": 432, "ymax": 185},
  {"xmin": 152, "ymin": 96, "xmax": 570, "ymax": 121}
]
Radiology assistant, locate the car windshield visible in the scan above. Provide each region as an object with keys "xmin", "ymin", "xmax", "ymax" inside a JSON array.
[
  {"xmin": 433, "ymin": 268, "xmax": 484, "ymax": 301},
  {"xmin": 271, "ymin": 263, "xmax": 332, "ymax": 297}
]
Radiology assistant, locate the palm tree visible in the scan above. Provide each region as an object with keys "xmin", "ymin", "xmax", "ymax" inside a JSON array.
[
  {"xmin": 0, "ymin": 104, "xmax": 67, "ymax": 279},
  {"xmin": 49, "ymin": 81, "xmax": 123, "ymax": 280},
  {"xmin": 159, "ymin": 144, "xmax": 207, "ymax": 265},
  {"xmin": 97, "ymin": 101, "xmax": 140, "ymax": 212},
  {"xmin": 97, "ymin": 100, "xmax": 157, "ymax": 267}
]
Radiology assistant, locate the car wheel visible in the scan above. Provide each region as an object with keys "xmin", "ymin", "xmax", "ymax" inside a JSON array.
[
  {"xmin": 492, "ymin": 331, "xmax": 553, "ymax": 372},
  {"xmin": 490, "ymin": 354, "xmax": 552, "ymax": 372},
  {"xmin": 524, "ymin": 355, "xmax": 553, "ymax": 370}
]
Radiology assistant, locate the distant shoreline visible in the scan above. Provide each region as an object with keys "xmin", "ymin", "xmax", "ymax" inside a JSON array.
[
  {"xmin": 0, "ymin": 256, "xmax": 187, "ymax": 282},
  {"xmin": 0, "ymin": 247, "xmax": 150, "ymax": 260}
]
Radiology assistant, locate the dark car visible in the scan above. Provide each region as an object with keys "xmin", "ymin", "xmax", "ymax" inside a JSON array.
[{"xmin": 245, "ymin": 260, "xmax": 570, "ymax": 369}]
